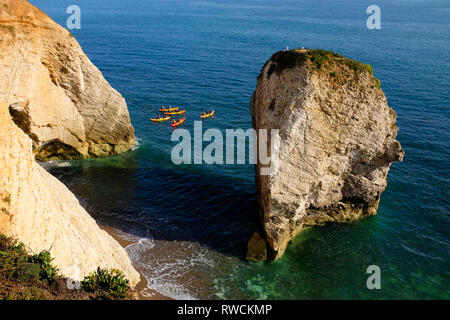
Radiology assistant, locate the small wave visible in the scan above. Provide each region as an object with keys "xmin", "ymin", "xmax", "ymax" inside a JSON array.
[
  {"xmin": 115, "ymin": 228, "xmax": 148, "ymax": 243},
  {"xmin": 113, "ymin": 229, "xmax": 194, "ymax": 299},
  {"xmin": 125, "ymin": 238, "xmax": 215, "ymax": 300},
  {"xmin": 39, "ymin": 160, "xmax": 72, "ymax": 169},
  {"xmin": 131, "ymin": 137, "xmax": 143, "ymax": 151}
]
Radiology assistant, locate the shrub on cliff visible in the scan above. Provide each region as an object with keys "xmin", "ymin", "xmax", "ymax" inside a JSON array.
[
  {"xmin": 0, "ymin": 234, "xmax": 59, "ymax": 283},
  {"xmin": 31, "ymin": 251, "xmax": 59, "ymax": 282},
  {"xmin": 81, "ymin": 267, "xmax": 131, "ymax": 300},
  {"xmin": 1, "ymin": 234, "xmax": 135, "ymax": 300}
]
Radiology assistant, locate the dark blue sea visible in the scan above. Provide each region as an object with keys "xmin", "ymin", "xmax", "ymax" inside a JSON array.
[{"xmin": 32, "ymin": 0, "xmax": 449, "ymax": 299}]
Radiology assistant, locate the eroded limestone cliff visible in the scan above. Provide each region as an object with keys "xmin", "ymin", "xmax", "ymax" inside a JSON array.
[
  {"xmin": 0, "ymin": 0, "xmax": 134, "ymax": 160},
  {"xmin": 249, "ymin": 49, "xmax": 404, "ymax": 260},
  {"xmin": 0, "ymin": 100, "xmax": 140, "ymax": 286}
]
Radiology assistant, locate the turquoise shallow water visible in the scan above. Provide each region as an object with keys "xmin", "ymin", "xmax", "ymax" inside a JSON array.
[{"xmin": 32, "ymin": 0, "xmax": 449, "ymax": 299}]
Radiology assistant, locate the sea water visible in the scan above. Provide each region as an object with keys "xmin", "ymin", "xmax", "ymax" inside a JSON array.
[{"xmin": 32, "ymin": 0, "xmax": 449, "ymax": 299}]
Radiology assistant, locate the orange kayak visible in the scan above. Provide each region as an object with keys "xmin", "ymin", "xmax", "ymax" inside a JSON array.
[
  {"xmin": 165, "ymin": 110, "xmax": 186, "ymax": 116},
  {"xmin": 171, "ymin": 117, "xmax": 186, "ymax": 128},
  {"xmin": 201, "ymin": 110, "xmax": 215, "ymax": 119},
  {"xmin": 151, "ymin": 116, "xmax": 171, "ymax": 122},
  {"xmin": 159, "ymin": 106, "xmax": 179, "ymax": 112}
]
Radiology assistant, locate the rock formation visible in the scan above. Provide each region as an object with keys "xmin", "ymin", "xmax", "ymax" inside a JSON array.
[
  {"xmin": 0, "ymin": 0, "xmax": 134, "ymax": 160},
  {"xmin": 0, "ymin": 100, "xmax": 140, "ymax": 286},
  {"xmin": 249, "ymin": 49, "xmax": 404, "ymax": 260}
]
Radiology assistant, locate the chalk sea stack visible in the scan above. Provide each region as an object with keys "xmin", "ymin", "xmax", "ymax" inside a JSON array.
[
  {"xmin": 249, "ymin": 49, "xmax": 404, "ymax": 261},
  {"xmin": 0, "ymin": 0, "xmax": 134, "ymax": 160}
]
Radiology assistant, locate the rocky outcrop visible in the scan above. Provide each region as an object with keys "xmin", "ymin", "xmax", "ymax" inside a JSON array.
[
  {"xmin": 250, "ymin": 49, "xmax": 404, "ymax": 260},
  {"xmin": 0, "ymin": 100, "xmax": 140, "ymax": 285},
  {"xmin": 0, "ymin": 0, "xmax": 134, "ymax": 160}
]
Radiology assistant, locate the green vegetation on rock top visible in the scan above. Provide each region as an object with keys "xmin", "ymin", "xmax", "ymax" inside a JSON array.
[{"xmin": 262, "ymin": 49, "xmax": 381, "ymax": 88}]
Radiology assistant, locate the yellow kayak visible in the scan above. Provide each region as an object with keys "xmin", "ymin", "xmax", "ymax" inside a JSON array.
[
  {"xmin": 151, "ymin": 116, "xmax": 171, "ymax": 122},
  {"xmin": 159, "ymin": 106, "xmax": 179, "ymax": 112},
  {"xmin": 201, "ymin": 110, "xmax": 215, "ymax": 119},
  {"xmin": 165, "ymin": 110, "xmax": 186, "ymax": 116}
]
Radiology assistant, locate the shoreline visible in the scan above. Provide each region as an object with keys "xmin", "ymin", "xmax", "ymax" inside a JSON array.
[{"xmin": 99, "ymin": 224, "xmax": 172, "ymax": 300}]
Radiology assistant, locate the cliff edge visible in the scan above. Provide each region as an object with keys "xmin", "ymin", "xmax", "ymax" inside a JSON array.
[
  {"xmin": 249, "ymin": 49, "xmax": 404, "ymax": 260},
  {"xmin": 0, "ymin": 0, "xmax": 134, "ymax": 160},
  {"xmin": 0, "ymin": 100, "xmax": 140, "ymax": 286}
]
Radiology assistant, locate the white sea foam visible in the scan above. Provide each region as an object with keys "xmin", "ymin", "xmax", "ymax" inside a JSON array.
[
  {"xmin": 131, "ymin": 137, "xmax": 142, "ymax": 151},
  {"xmin": 115, "ymin": 228, "xmax": 147, "ymax": 243},
  {"xmin": 39, "ymin": 160, "xmax": 72, "ymax": 170},
  {"xmin": 124, "ymin": 236, "xmax": 214, "ymax": 300},
  {"xmin": 56, "ymin": 161, "xmax": 72, "ymax": 167}
]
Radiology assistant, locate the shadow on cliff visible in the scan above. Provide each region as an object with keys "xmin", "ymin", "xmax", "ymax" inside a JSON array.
[{"xmin": 45, "ymin": 153, "xmax": 259, "ymax": 260}]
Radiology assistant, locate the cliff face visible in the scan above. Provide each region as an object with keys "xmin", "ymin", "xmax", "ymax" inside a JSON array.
[
  {"xmin": 0, "ymin": 0, "xmax": 134, "ymax": 160},
  {"xmin": 0, "ymin": 100, "xmax": 140, "ymax": 286},
  {"xmin": 249, "ymin": 50, "xmax": 404, "ymax": 260}
]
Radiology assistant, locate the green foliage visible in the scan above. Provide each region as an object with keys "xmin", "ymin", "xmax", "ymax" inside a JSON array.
[
  {"xmin": 264, "ymin": 49, "xmax": 376, "ymax": 80},
  {"xmin": 0, "ymin": 234, "xmax": 59, "ymax": 283},
  {"xmin": 12, "ymin": 263, "xmax": 41, "ymax": 282},
  {"xmin": 341, "ymin": 59, "xmax": 373, "ymax": 75},
  {"xmin": 81, "ymin": 267, "xmax": 131, "ymax": 300},
  {"xmin": 0, "ymin": 234, "xmax": 29, "ymax": 279},
  {"xmin": 6, "ymin": 287, "xmax": 46, "ymax": 300},
  {"xmin": 303, "ymin": 49, "xmax": 340, "ymax": 69},
  {"xmin": 31, "ymin": 251, "xmax": 59, "ymax": 282},
  {"xmin": 330, "ymin": 72, "xmax": 337, "ymax": 77},
  {"xmin": 375, "ymin": 78, "xmax": 381, "ymax": 88},
  {"xmin": 1, "ymin": 233, "xmax": 134, "ymax": 300}
]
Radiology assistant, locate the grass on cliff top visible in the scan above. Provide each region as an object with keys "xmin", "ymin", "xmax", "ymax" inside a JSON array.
[
  {"xmin": 262, "ymin": 49, "xmax": 381, "ymax": 88},
  {"xmin": 0, "ymin": 233, "xmax": 133, "ymax": 300}
]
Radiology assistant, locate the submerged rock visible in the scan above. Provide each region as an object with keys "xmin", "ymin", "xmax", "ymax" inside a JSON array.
[
  {"xmin": 250, "ymin": 49, "xmax": 404, "ymax": 260},
  {"xmin": 0, "ymin": 100, "xmax": 140, "ymax": 286},
  {"xmin": 247, "ymin": 231, "xmax": 267, "ymax": 262},
  {"xmin": 0, "ymin": 0, "xmax": 135, "ymax": 160}
]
